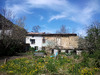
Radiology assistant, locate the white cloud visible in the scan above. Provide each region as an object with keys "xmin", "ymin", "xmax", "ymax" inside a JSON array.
[
  {"xmin": 5, "ymin": 0, "xmax": 100, "ymax": 24},
  {"xmin": 26, "ymin": 0, "xmax": 67, "ymax": 11},
  {"xmin": 5, "ymin": 0, "xmax": 33, "ymax": 15},
  {"xmin": 48, "ymin": 0, "xmax": 100, "ymax": 24},
  {"xmin": 48, "ymin": 14, "xmax": 66, "ymax": 22}
]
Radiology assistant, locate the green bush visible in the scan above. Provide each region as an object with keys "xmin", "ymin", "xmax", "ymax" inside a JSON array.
[
  {"xmin": 74, "ymin": 55, "xmax": 80, "ymax": 59},
  {"xmin": 68, "ymin": 64, "xmax": 81, "ymax": 75},
  {"xmin": 81, "ymin": 51, "xmax": 89, "ymax": 67},
  {"xmin": 46, "ymin": 58, "xmax": 57, "ymax": 73},
  {"xmin": 37, "ymin": 50, "xmax": 46, "ymax": 54},
  {"xmin": 66, "ymin": 53, "xmax": 71, "ymax": 56},
  {"xmin": 57, "ymin": 55, "xmax": 72, "ymax": 65},
  {"xmin": 29, "ymin": 47, "xmax": 35, "ymax": 52},
  {"xmin": 37, "ymin": 58, "xmax": 44, "ymax": 63},
  {"xmin": 60, "ymin": 52, "xmax": 66, "ymax": 55},
  {"xmin": 91, "ymin": 50, "xmax": 100, "ymax": 68},
  {"xmin": 81, "ymin": 50, "xmax": 100, "ymax": 68}
]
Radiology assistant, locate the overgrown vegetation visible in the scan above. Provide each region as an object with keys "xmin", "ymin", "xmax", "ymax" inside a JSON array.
[
  {"xmin": 79, "ymin": 21, "xmax": 100, "ymax": 68},
  {"xmin": 0, "ymin": 54, "xmax": 100, "ymax": 75}
]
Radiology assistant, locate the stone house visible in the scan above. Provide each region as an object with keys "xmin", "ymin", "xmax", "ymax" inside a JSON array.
[{"xmin": 26, "ymin": 32, "xmax": 79, "ymax": 53}]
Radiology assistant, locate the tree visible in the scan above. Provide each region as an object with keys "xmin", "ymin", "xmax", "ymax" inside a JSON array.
[
  {"xmin": 84, "ymin": 22, "xmax": 100, "ymax": 67},
  {"xmin": 32, "ymin": 25, "xmax": 41, "ymax": 33},
  {"xmin": 0, "ymin": 8, "xmax": 27, "ymax": 55},
  {"xmin": 86, "ymin": 22, "xmax": 100, "ymax": 52},
  {"xmin": 78, "ymin": 22, "xmax": 100, "ymax": 53},
  {"xmin": 56, "ymin": 25, "xmax": 68, "ymax": 34},
  {"xmin": 78, "ymin": 36, "xmax": 88, "ymax": 49}
]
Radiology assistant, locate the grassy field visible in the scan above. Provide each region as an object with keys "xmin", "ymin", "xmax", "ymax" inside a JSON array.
[{"xmin": 0, "ymin": 52, "xmax": 100, "ymax": 75}]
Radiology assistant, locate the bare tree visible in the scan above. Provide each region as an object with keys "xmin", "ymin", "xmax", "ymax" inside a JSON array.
[
  {"xmin": 56, "ymin": 25, "xmax": 68, "ymax": 34},
  {"xmin": 78, "ymin": 36, "xmax": 88, "ymax": 49},
  {"xmin": 0, "ymin": 8, "xmax": 27, "ymax": 55},
  {"xmin": 16, "ymin": 16, "xmax": 26, "ymax": 28},
  {"xmin": 46, "ymin": 35, "xmax": 62, "ymax": 54},
  {"xmin": 32, "ymin": 25, "xmax": 40, "ymax": 33}
]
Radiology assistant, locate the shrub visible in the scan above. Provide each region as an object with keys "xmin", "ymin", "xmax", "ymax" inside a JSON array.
[
  {"xmin": 81, "ymin": 51, "xmax": 89, "ymax": 67},
  {"xmin": 74, "ymin": 55, "xmax": 80, "ymax": 59},
  {"xmin": 37, "ymin": 58, "xmax": 44, "ymax": 63},
  {"xmin": 79, "ymin": 67, "xmax": 94, "ymax": 75},
  {"xmin": 37, "ymin": 50, "xmax": 46, "ymax": 54},
  {"xmin": 92, "ymin": 50, "xmax": 100, "ymax": 68},
  {"xmin": 29, "ymin": 47, "xmax": 35, "ymax": 52},
  {"xmin": 68, "ymin": 64, "xmax": 81, "ymax": 75},
  {"xmin": 66, "ymin": 53, "xmax": 71, "ymax": 56},
  {"xmin": 0, "ymin": 54, "xmax": 100, "ymax": 75},
  {"xmin": 60, "ymin": 52, "xmax": 66, "ymax": 55},
  {"xmin": 46, "ymin": 58, "xmax": 57, "ymax": 73}
]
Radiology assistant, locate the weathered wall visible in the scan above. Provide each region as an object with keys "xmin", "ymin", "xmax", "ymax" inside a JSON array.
[
  {"xmin": 45, "ymin": 36, "xmax": 78, "ymax": 49},
  {"xmin": 26, "ymin": 35, "xmax": 78, "ymax": 50}
]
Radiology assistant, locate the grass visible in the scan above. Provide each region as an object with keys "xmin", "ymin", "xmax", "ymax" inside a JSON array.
[{"xmin": 0, "ymin": 52, "xmax": 100, "ymax": 75}]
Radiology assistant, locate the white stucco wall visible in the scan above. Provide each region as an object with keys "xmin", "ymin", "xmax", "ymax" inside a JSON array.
[{"xmin": 26, "ymin": 36, "xmax": 43, "ymax": 50}]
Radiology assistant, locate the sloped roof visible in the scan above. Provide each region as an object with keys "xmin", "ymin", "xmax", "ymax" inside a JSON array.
[{"xmin": 27, "ymin": 32, "xmax": 77, "ymax": 36}]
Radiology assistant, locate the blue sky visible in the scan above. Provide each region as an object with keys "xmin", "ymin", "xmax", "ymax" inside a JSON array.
[{"xmin": 0, "ymin": 0, "xmax": 100, "ymax": 36}]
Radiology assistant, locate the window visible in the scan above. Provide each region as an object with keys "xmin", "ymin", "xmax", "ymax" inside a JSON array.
[
  {"xmin": 42, "ymin": 37, "xmax": 45, "ymax": 43},
  {"xmin": 35, "ymin": 46, "xmax": 38, "ymax": 50},
  {"xmin": 30, "ymin": 39, "xmax": 35, "ymax": 44},
  {"xmin": 42, "ymin": 47, "xmax": 45, "ymax": 50}
]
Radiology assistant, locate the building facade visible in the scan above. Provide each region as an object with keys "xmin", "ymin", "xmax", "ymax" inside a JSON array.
[{"xmin": 26, "ymin": 32, "xmax": 78, "ymax": 51}]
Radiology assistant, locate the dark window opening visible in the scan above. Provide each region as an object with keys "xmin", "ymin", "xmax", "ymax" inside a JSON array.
[
  {"xmin": 32, "ymin": 35, "xmax": 34, "ymax": 37},
  {"xmin": 30, "ymin": 39, "xmax": 35, "ymax": 44},
  {"xmin": 42, "ymin": 37, "xmax": 45, "ymax": 43},
  {"xmin": 35, "ymin": 46, "xmax": 38, "ymax": 50},
  {"xmin": 66, "ymin": 50, "xmax": 68, "ymax": 53},
  {"xmin": 52, "ymin": 49, "xmax": 54, "ymax": 54},
  {"xmin": 42, "ymin": 47, "xmax": 45, "ymax": 50}
]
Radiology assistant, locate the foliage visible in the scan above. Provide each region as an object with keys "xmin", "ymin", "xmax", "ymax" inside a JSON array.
[
  {"xmin": 78, "ymin": 21, "xmax": 100, "ymax": 70},
  {"xmin": 81, "ymin": 51, "xmax": 89, "ymax": 67},
  {"xmin": 89, "ymin": 49, "xmax": 100, "ymax": 68},
  {"xmin": 59, "ymin": 52, "xmax": 66, "ymax": 55},
  {"xmin": 86, "ymin": 22, "xmax": 100, "ymax": 52},
  {"xmin": 36, "ymin": 50, "xmax": 47, "ymax": 54},
  {"xmin": 66, "ymin": 53, "xmax": 72, "ymax": 56},
  {"xmin": 46, "ymin": 58, "xmax": 57, "ymax": 73},
  {"xmin": 0, "ymin": 55, "xmax": 100, "ymax": 75},
  {"xmin": 74, "ymin": 55, "xmax": 80, "ymax": 59},
  {"xmin": 29, "ymin": 47, "xmax": 35, "ymax": 52},
  {"xmin": 68, "ymin": 64, "xmax": 81, "ymax": 75},
  {"xmin": 79, "ymin": 67, "xmax": 94, "ymax": 75}
]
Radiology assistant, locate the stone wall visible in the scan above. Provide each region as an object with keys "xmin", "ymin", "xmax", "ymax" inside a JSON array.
[{"xmin": 45, "ymin": 36, "xmax": 78, "ymax": 49}]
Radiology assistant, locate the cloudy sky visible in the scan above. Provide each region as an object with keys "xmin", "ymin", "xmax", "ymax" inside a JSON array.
[{"xmin": 0, "ymin": 0, "xmax": 100, "ymax": 36}]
